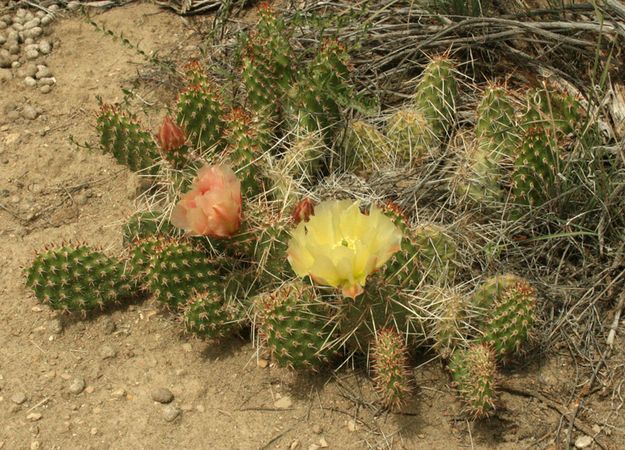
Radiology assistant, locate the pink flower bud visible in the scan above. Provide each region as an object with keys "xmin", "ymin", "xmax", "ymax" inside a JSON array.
[
  {"xmin": 292, "ymin": 198, "xmax": 315, "ymax": 224},
  {"xmin": 156, "ymin": 116, "xmax": 186, "ymax": 153},
  {"xmin": 171, "ymin": 165, "xmax": 242, "ymax": 238}
]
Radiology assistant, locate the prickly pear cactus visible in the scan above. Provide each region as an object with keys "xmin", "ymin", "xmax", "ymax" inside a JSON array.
[
  {"xmin": 25, "ymin": 245, "xmax": 134, "ymax": 314},
  {"xmin": 426, "ymin": 286, "xmax": 468, "ymax": 359},
  {"xmin": 371, "ymin": 328, "xmax": 412, "ymax": 408},
  {"xmin": 512, "ymin": 126, "xmax": 560, "ymax": 207},
  {"xmin": 479, "ymin": 280, "xmax": 537, "ymax": 359},
  {"xmin": 386, "ymin": 109, "xmax": 434, "ymax": 165},
  {"xmin": 463, "ymin": 85, "xmax": 519, "ymax": 203},
  {"xmin": 449, "ymin": 343, "xmax": 497, "ymax": 418},
  {"xmin": 241, "ymin": 4, "xmax": 293, "ymax": 118},
  {"xmin": 255, "ymin": 282, "xmax": 332, "ymax": 370},
  {"xmin": 146, "ymin": 240, "xmax": 220, "ymax": 307},
  {"xmin": 413, "ymin": 224, "xmax": 458, "ymax": 283},
  {"xmin": 96, "ymin": 104, "xmax": 158, "ymax": 173},
  {"xmin": 122, "ymin": 211, "xmax": 175, "ymax": 246},
  {"xmin": 176, "ymin": 78, "xmax": 225, "ymax": 152},
  {"xmin": 414, "ymin": 56, "xmax": 457, "ymax": 140},
  {"xmin": 343, "ymin": 120, "xmax": 391, "ymax": 174},
  {"xmin": 181, "ymin": 291, "xmax": 235, "ymax": 340}
]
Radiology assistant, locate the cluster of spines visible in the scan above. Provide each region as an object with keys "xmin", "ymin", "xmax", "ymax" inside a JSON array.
[
  {"xmin": 122, "ymin": 210, "xmax": 175, "ymax": 247},
  {"xmin": 427, "ymin": 286, "xmax": 468, "ymax": 359},
  {"xmin": 96, "ymin": 104, "xmax": 158, "ymax": 173},
  {"xmin": 343, "ymin": 120, "xmax": 390, "ymax": 175},
  {"xmin": 449, "ymin": 343, "xmax": 497, "ymax": 418},
  {"xmin": 146, "ymin": 240, "xmax": 219, "ymax": 307},
  {"xmin": 25, "ymin": 245, "xmax": 134, "ymax": 314},
  {"xmin": 371, "ymin": 328, "xmax": 412, "ymax": 409},
  {"xmin": 255, "ymin": 282, "xmax": 331, "ymax": 370},
  {"xmin": 381, "ymin": 203, "xmax": 422, "ymax": 290},
  {"xmin": 241, "ymin": 3, "xmax": 293, "ymax": 119},
  {"xmin": 176, "ymin": 77, "xmax": 225, "ymax": 152},
  {"xmin": 181, "ymin": 291, "xmax": 234, "ymax": 340},
  {"xmin": 413, "ymin": 224, "xmax": 458, "ymax": 284}
]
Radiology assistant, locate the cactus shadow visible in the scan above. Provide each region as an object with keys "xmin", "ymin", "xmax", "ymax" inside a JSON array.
[{"xmin": 196, "ymin": 332, "xmax": 249, "ymax": 361}]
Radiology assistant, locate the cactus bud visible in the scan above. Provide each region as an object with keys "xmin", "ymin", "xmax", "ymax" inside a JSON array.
[
  {"xmin": 156, "ymin": 116, "xmax": 186, "ymax": 153},
  {"xmin": 292, "ymin": 198, "xmax": 315, "ymax": 224}
]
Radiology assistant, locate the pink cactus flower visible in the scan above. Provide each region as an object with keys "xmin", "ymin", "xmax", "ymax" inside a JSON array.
[
  {"xmin": 171, "ymin": 165, "xmax": 242, "ymax": 238},
  {"xmin": 156, "ymin": 116, "xmax": 186, "ymax": 153}
]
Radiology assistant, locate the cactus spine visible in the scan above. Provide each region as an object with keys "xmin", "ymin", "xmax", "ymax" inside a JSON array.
[{"xmin": 181, "ymin": 291, "xmax": 235, "ymax": 340}]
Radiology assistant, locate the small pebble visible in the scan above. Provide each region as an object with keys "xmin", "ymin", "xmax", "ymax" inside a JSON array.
[
  {"xmin": 90, "ymin": 427, "xmax": 98, "ymax": 435},
  {"xmin": 67, "ymin": 1, "xmax": 81, "ymax": 10},
  {"xmin": 11, "ymin": 392, "xmax": 27, "ymax": 404},
  {"xmin": 30, "ymin": 441, "xmax": 40, "ymax": 450},
  {"xmin": 182, "ymin": 343, "xmax": 192, "ymax": 353},
  {"xmin": 21, "ymin": 105, "xmax": 38, "ymax": 120},
  {"xmin": 151, "ymin": 388, "xmax": 174, "ymax": 404},
  {"xmin": 35, "ymin": 65, "xmax": 50, "ymax": 79},
  {"xmin": 19, "ymin": 63, "xmax": 37, "ymax": 78},
  {"xmin": 162, "ymin": 405, "xmax": 181, "ymax": 422},
  {"xmin": 312, "ymin": 424, "xmax": 323, "ymax": 434},
  {"xmin": 27, "ymin": 412, "xmax": 42, "ymax": 422},
  {"xmin": 38, "ymin": 40, "xmax": 51, "ymax": 55},
  {"xmin": 85, "ymin": 386, "xmax": 95, "ymax": 394},
  {"xmin": 48, "ymin": 318, "xmax": 62, "ymax": 334},
  {"xmin": 308, "ymin": 445, "xmax": 320, "ymax": 450},
  {"xmin": 68, "ymin": 378, "xmax": 85, "ymax": 395},
  {"xmin": 273, "ymin": 396, "xmax": 292, "ymax": 409},
  {"xmin": 25, "ymin": 49, "xmax": 38, "ymax": 60},
  {"xmin": 100, "ymin": 345, "xmax": 117, "ymax": 359},
  {"xmin": 575, "ymin": 435, "xmax": 593, "ymax": 449},
  {"xmin": 318, "ymin": 438, "xmax": 328, "ymax": 448},
  {"xmin": 39, "ymin": 85, "xmax": 51, "ymax": 94},
  {"xmin": 289, "ymin": 440, "xmax": 300, "ymax": 450},
  {"xmin": 24, "ymin": 77, "xmax": 36, "ymax": 87},
  {"xmin": 257, "ymin": 358, "xmax": 269, "ymax": 368},
  {"xmin": 111, "ymin": 388, "xmax": 126, "ymax": 399},
  {"xmin": 347, "ymin": 419, "xmax": 356, "ymax": 432}
]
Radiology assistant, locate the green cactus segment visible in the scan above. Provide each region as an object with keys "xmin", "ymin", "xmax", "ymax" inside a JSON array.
[
  {"xmin": 147, "ymin": 240, "xmax": 219, "ymax": 307},
  {"xmin": 255, "ymin": 282, "xmax": 332, "ymax": 370},
  {"xmin": 412, "ymin": 224, "xmax": 458, "ymax": 283},
  {"xmin": 512, "ymin": 126, "xmax": 560, "ymax": 207},
  {"xmin": 122, "ymin": 211, "xmax": 175, "ymax": 246},
  {"xmin": 176, "ymin": 80, "xmax": 225, "ymax": 152},
  {"xmin": 223, "ymin": 109, "xmax": 269, "ymax": 197},
  {"xmin": 279, "ymin": 132, "xmax": 325, "ymax": 182},
  {"xmin": 371, "ymin": 328, "xmax": 412, "ymax": 408},
  {"xmin": 524, "ymin": 88, "xmax": 584, "ymax": 136},
  {"xmin": 181, "ymin": 291, "xmax": 234, "ymax": 340},
  {"xmin": 126, "ymin": 237, "xmax": 162, "ymax": 282},
  {"xmin": 386, "ymin": 109, "xmax": 434, "ymax": 165},
  {"xmin": 449, "ymin": 343, "xmax": 497, "ymax": 418},
  {"xmin": 415, "ymin": 57, "xmax": 457, "ymax": 139},
  {"xmin": 426, "ymin": 286, "xmax": 468, "ymax": 359},
  {"xmin": 241, "ymin": 5, "xmax": 293, "ymax": 118},
  {"xmin": 26, "ymin": 245, "xmax": 134, "ymax": 313},
  {"xmin": 381, "ymin": 204, "xmax": 421, "ymax": 290},
  {"xmin": 471, "ymin": 273, "xmax": 525, "ymax": 310},
  {"xmin": 480, "ymin": 281, "xmax": 537, "ymax": 358},
  {"xmin": 291, "ymin": 39, "xmax": 352, "ymax": 137},
  {"xmin": 343, "ymin": 120, "xmax": 391, "ymax": 174},
  {"xmin": 466, "ymin": 86, "xmax": 519, "ymax": 202},
  {"xmin": 96, "ymin": 105, "xmax": 158, "ymax": 173}
]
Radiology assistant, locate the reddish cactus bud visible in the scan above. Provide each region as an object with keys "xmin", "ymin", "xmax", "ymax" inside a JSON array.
[
  {"xmin": 292, "ymin": 198, "xmax": 315, "ymax": 224},
  {"xmin": 156, "ymin": 116, "xmax": 186, "ymax": 153}
]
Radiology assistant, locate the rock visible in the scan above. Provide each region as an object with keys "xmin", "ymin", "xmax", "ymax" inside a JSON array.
[
  {"xmin": 21, "ymin": 105, "xmax": 38, "ymax": 120},
  {"xmin": 39, "ymin": 85, "xmax": 51, "ymax": 94},
  {"xmin": 90, "ymin": 427, "xmax": 98, "ymax": 435},
  {"xmin": 11, "ymin": 392, "xmax": 27, "ymax": 404},
  {"xmin": 30, "ymin": 441, "xmax": 40, "ymax": 450},
  {"xmin": 162, "ymin": 405, "xmax": 181, "ymax": 422},
  {"xmin": 48, "ymin": 318, "xmax": 62, "ymax": 334},
  {"xmin": 24, "ymin": 77, "xmax": 36, "ymax": 87},
  {"xmin": 318, "ymin": 438, "xmax": 328, "ymax": 448},
  {"xmin": 311, "ymin": 424, "xmax": 323, "ymax": 434},
  {"xmin": 8, "ymin": 44, "xmax": 20, "ymax": 55},
  {"xmin": 11, "ymin": 61, "xmax": 19, "ymax": 69},
  {"xmin": 68, "ymin": 378, "xmax": 85, "ymax": 395},
  {"xmin": 257, "ymin": 358, "xmax": 269, "ymax": 368},
  {"xmin": 85, "ymin": 386, "xmax": 95, "ymax": 394},
  {"xmin": 27, "ymin": 412, "xmax": 42, "ymax": 422},
  {"xmin": 25, "ymin": 49, "xmax": 38, "ymax": 60},
  {"xmin": 273, "ymin": 396, "xmax": 292, "ymax": 409},
  {"xmin": 0, "ymin": 35, "xmax": 5, "ymax": 45},
  {"xmin": 575, "ymin": 435, "xmax": 593, "ymax": 449},
  {"xmin": 19, "ymin": 63, "xmax": 37, "ymax": 78},
  {"xmin": 67, "ymin": 1, "xmax": 81, "ymax": 10},
  {"xmin": 289, "ymin": 440, "xmax": 300, "ymax": 450},
  {"xmin": 0, "ymin": 55, "xmax": 10, "ymax": 68},
  {"xmin": 111, "ymin": 388, "xmax": 126, "ymax": 399},
  {"xmin": 41, "ymin": 16, "xmax": 53, "ymax": 26},
  {"xmin": 181, "ymin": 343, "xmax": 192, "ymax": 353},
  {"xmin": 151, "ymin": 388, "xmax": 174, "ymax": 404},
  {"xmin": 99, "ymin": 345, "xmax": 117, "ymax": 359},
  {"xmin": 308, "ymin": 445, "xmax": 320, "ymax": 450},
  {"xmin": 38, "ymin": 77, "xmax": 55, "ymax": 86},
  {"xmin": 0, "ymin": 69, "xmax": 11, "ymax": 82},
  {"xmin": 347, "ymin": 419, "xmax": 356, "ymax": 432},
  {"xmin": 27, "ymin": 27, "xmax": 43, "ymax": 39},
  {"xmin": 35, "ymin": 65, "xmax": 50, "ymax": 79},
  {"xmin": 23, "ymin": 19, "xmax": 40, "ymax": 30},
  {"xmin": 38, "ymin": 40, "xmax": 51, "ymax": 55}
]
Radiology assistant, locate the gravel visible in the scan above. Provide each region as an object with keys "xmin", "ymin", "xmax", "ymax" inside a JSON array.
[
  {"xmin": 162, "ymin": 405, "xmax": 181, "ymax": 422},
  {"xmin": 151, "ymin": 388, "xmax": 174, "ymax": 404},
  {"xmin": 68, "ymin": 378, "xmax": 85, "ymax": 395},
  {"xmin": 99, "ymin": 345, "xmax": 117, "ymax": 359},
  {"xmin": 11, "ymin": 392, "xmax": 27, "ymax": 404}
]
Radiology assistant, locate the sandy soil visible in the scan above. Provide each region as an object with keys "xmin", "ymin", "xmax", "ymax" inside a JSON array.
[{"xmin": 1, "ymin": 3, "xmax": 623, "ymax": 450}]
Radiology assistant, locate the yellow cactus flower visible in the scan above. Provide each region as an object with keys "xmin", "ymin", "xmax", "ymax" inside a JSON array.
[{"xmin": 287, "ymin": 200, "xmax": 403, "ymax": 298}]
